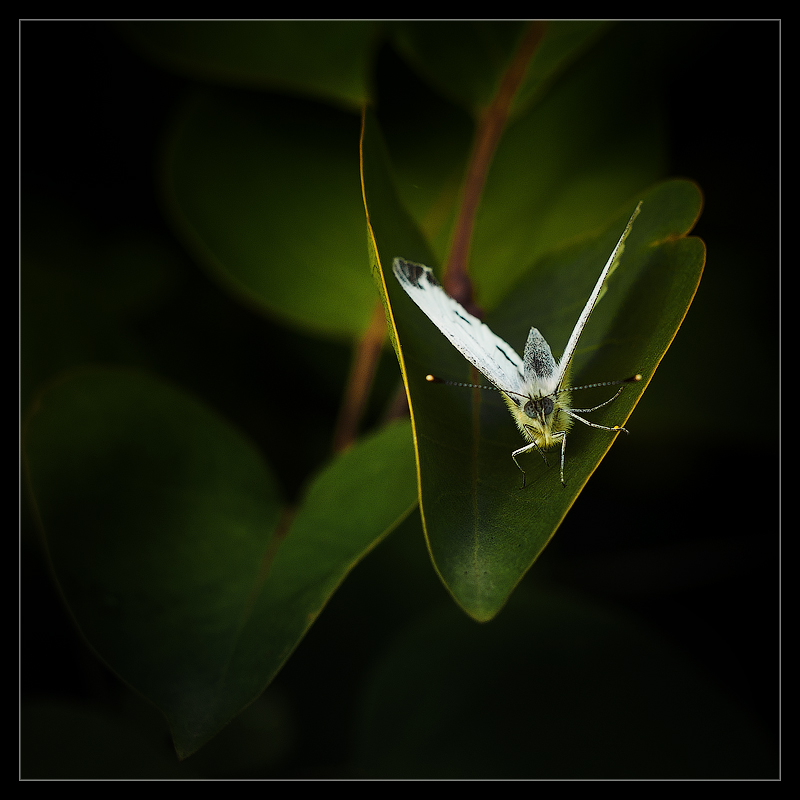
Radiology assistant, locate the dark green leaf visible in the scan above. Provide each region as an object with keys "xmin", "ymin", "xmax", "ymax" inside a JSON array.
[
  {"xmin": 391, "ymin": 21, "xmax": 608, "ymax": 116},
  {"xmin": 121, "ymin": 20, "xmax": 377, "ymax": 109},
  {"xmin": 355, "ymin": 587, "xmax": 776, "ymax": 778},
  {"xmin": 23, "ymin": 369, "xmax": 416, "ymax": 756},
  {"xmin": 392, "ymin": 21, "xmax": 529, "ymax": 112}
]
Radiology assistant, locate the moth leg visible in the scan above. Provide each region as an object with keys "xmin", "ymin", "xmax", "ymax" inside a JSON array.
[
  {"xmin": 564, "ymin": 410, "xmax": 629, "ymax": 436},
  {"xmin": 559, "ymin": 431, "xmax": 567, "ymax": 486},
  {"xmin": 570, "ymin": 385, "xmax": 625, "ymax": 414},
  {"xmin": 513, "ymin": 428, "xmax": 550, "ymax": 490},
  {"xmin": 511, "ymin": 444, "xmax": 532, "ymax": 490}
]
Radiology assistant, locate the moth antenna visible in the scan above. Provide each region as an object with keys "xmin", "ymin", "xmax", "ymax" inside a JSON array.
[
  {"xmin": 426, "ymin": 374, "xmax": 501, "ymax": 392},
  {"xmin": 426, "ymin": 374, "xmax": 529, "ymax": 401},
  {"xmin": 562, "ymin": 373, "xmax": 642, "ymax": 394}
]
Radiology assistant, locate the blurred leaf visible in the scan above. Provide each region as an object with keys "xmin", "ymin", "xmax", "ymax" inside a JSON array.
[
  {"xmin": 20, "ymin": 210, "xmax": 185, "ymax": 411},
  {"xmin": 120, "ymin": 20, "xmax": 378, "ymax": 109},
  {"xmin": 469, "ymin": 29, "xmax": 667, "ymax": 308},
  {"xmin": 384, "ymin": 22, "xmax": 665, "ymax": 288},
  {"xmin": 23, "ymin": 369, "xmax": 416, "ymax": 757},
  {"xmin": 363, "ymin": 105, "xmax": 704, "ymax": 621},
  {"xmin": 392, "ymin": 21, "xmax": 529, "ymax": 112},
  {"xmin": 506, "ymin": 21, "xmax": 612, "ymax": 117},
  {"xmin": 392, "ymin": 20, "xmax": 608, "ymax": 116},
  {"xmin": 355, "ymin": 587, "xmax": 776, "ymax": 778},
  {"xmin": 163, "ymin": 90, "xmax": 372, "ymax": 338}
]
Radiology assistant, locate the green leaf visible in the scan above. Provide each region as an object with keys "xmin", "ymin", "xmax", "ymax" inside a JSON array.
[
  {"xmin": 120, "ymin": 20, "xmax": 377, "ymax": 109},
  {"xmin": 163, "ymin": 90, "xmax": 373, "ymax": 338},
  {"xmin": 363, "ymin": 106, "xmax": 704, "ymax": 621},
  {"xmin": 23, "ymin": 369, "xmax": 416, "ymax": 757}
]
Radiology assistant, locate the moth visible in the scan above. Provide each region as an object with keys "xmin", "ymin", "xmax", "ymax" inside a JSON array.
[{"xmin": 392, "ymin": 202, "xmax": 643, "ymax": 487}]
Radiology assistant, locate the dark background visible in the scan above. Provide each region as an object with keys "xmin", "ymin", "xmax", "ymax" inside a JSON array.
[{"xmin": 21, "ymin": 21, "xmax": 779, "ymax": 777}]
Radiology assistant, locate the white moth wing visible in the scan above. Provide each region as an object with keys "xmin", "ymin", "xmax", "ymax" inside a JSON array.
[
  {"xmin": 393, "ymin": 258, "xmax": 526, "ymax": 394},
  {"xmin": 555, "ymin": 202, "xmax": 642, "ymax": 386}
]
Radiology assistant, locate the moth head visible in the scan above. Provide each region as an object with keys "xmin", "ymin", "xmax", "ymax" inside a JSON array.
[{"xmin": 504, "ymin": 390, "xmax": 572, "ymax": 449}]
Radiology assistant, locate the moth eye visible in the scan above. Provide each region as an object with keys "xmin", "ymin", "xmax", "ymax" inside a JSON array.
[{"xmin": 523, "ymin": 397, "xmax": 554, "ymax": 420}]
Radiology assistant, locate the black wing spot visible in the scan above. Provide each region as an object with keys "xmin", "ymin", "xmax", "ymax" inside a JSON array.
[
  {"xmin": 495, "ymin": 344, "xmax": 518, "ymax": 368},
  {"xmin": 395, "ymin": 259, "xmax": 443, "ymax": 290},
  {"xmin": 422, "ymin": 271, "xmax": 441, "ymax": 289},
  {"xmin": 407, "ymin": 263, "xmax": 426, "ymax": 287}
]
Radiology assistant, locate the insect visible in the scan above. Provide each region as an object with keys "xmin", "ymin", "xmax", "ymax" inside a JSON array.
[{"xmin": 392, "ymin": 202, "xmax": 643, "ymax": 488}]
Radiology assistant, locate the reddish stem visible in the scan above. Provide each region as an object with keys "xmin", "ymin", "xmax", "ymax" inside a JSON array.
[{"xmin": 444, "ymin": 22, "xmax": 546, "ymax": 312}]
